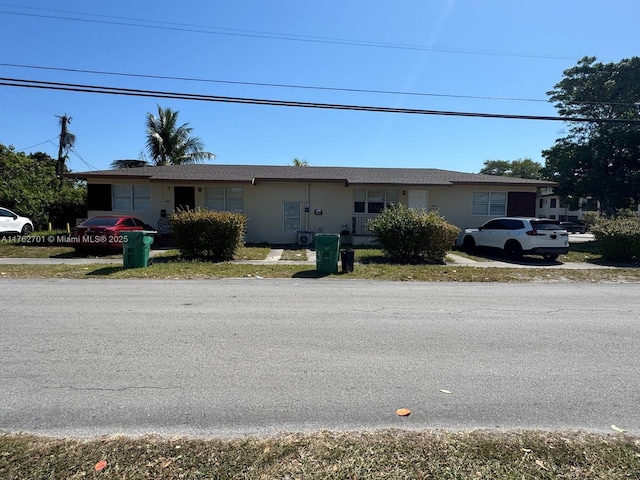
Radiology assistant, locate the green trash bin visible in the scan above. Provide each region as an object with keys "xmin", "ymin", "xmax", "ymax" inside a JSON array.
[
  {"xmin": 315, "ymin": 233, "xmax": 340, "ymax": 274},
  {"xmin": 122, "ymin": 230, "xmax": 156, "ymax": 268}
]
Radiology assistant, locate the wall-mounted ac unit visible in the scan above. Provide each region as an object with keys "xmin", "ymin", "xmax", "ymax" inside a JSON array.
[{"xmin": 297, "ymin": 231, "xmax": 314, "ymax": 246}]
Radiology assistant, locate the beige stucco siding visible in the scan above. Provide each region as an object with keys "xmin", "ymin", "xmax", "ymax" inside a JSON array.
[
  {"xmin": 241, "ymin": 182, "xmax": 353, "ymax": 243},
  {"xmin": 85, "ymin": 178, "xmax": 539, "ymax": 245}
]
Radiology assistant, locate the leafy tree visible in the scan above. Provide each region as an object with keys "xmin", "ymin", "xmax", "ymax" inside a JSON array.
[
  {"xmin": 479, "ymin": 158, "xmax": 542, "ymax": 179},
  {"xmin": 541, "ymin": 56, "xmax": 640, "ymax": 212},
  {"xmin": 0, "ymin": 144, "xmax": 86, "ymax": 228},
  {"xmin": 291, "ymin": 158, "xmax": 309, "ymax": 166},
  {"xmin": 111, "ymin": 105, "xmax": 215, "ymax": 168}
]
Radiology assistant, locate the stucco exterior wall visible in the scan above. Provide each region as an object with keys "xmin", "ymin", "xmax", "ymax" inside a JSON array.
[{"xmin": 85, "ymin": 178, "xmax": 540, "ymax": 245}]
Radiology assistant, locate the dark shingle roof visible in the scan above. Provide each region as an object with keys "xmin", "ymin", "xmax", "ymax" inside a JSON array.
[{"xmin": 68, "ymin": 164, "xmax": 555, "ymax": 187}]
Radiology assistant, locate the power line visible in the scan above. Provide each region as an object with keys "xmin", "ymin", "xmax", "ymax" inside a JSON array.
[
  {"xmin": 18, "ymin": 138, "xmax": 58, "ymax": 151},
  {"xmin": 70, "ymin": 147, "xmax": 98, "ymax": 171},
  {"xmin": 0, "ymin": 62, "xmax": 548, "ymax": 103},
  {"xmin": 2, "ymin": 76, "xmax": 639, "ymax": 124},
  {"xmin": 0, "ymin": 7, "xmax": 581, "ymax": 61},
  {"xmin": 2, "ymin": 63, "xmax": 638, "ymax": 108}
]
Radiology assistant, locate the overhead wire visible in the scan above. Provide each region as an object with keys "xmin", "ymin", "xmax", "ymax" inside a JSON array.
[
  {"xmin": 0, "ymin": 62, "xmax": 548, "ymax": 104},
  {"xmin": 2, "ymin": 77, "xmax": 639, "ymax": 124},
  {"xmin": 69, "ymin": 147, "xmax": 98, "ymax": 171},
  {"xmin": 0, "ymin": 6, "xmax": 582, "ymax": 61},
  {"xmin": 2, "ymin": 63, "xmax": 638, "ymax": 109}
]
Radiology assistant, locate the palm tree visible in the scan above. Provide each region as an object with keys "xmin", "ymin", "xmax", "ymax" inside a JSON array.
[
  {"xmin": 111, "ymin": 105, "xmax": 215, "ymax": 169},
  {"xmin": 146, "ymin": 105, "xmax": 215, "ymax": 166},
  {"xmin": 291, "ymin": 158, "xmax": 309, "ymax": 167},
  {"xmin": 110, "ymin": 159, "xmax": 149, "ymax": 169}
]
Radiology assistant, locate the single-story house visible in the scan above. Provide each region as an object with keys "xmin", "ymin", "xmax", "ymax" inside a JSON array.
[{"xmin": 68, "ymin": 164, "xmax": 556, "ymax": 245}]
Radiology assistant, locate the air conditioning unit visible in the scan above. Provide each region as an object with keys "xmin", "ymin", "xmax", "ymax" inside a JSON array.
[{"xmin": 297, "ymin": 231, "xmax": 314, "ymax": 246}]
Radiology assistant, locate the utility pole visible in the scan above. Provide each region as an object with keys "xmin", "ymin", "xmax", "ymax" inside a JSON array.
[{"xmin": 56, "ymin": 114, "xmax": 74, "ymax": 177}]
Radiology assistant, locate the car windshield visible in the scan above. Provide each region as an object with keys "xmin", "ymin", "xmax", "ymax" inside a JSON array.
[{"xmin": 81, "ymin": 217, "xmax": 120, "ymax": 227}]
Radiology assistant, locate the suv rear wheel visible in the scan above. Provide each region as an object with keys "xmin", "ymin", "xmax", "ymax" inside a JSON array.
[{"xmin": 504, "ymin": 240, "xmax": 523, "ymax": 260}]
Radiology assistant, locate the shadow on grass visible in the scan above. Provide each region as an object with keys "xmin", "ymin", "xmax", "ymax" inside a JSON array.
[
  {"xmin": 51, "ymin": 250, "xmax": 121, "ymax": 259},
  {"xmin": 292, "ymin": 269, "xmax": 331, "ymax": 278},
  {"xmin": 86, "ymin": 266, "xmax": 124, "ymax": 276}
]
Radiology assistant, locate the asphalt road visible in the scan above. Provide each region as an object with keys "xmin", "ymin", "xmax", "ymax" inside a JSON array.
[{"xmin": 1, "ymin": 278, "xmax": 638, "ymax": 438}]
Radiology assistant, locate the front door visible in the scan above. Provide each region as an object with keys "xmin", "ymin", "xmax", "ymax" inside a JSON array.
[
  {"xmin": 407, "ymin": 190, "xmax": 428, "ymax": 211},
  {"xmin": 174, "ymin": 186, "xmax": 195, "ymax": 211}
]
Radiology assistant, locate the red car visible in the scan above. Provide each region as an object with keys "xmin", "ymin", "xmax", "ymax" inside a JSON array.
[{"xmin": 70, "ymin": 215, "xmax": 154, "ymax": 252}]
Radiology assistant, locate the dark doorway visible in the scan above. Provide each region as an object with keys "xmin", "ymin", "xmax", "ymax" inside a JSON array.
[
  {"xmin": 174, "ymin": 186, "xmax": 195, "ymax": 211},
  {"xmin": 507, "ymin": 192, "xmax": 536, "ymax": 217}
]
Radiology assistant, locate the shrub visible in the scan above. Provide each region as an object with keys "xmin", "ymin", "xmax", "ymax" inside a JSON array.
[
  {"xmin": 169, "ymin": 208, "xmax": 247, "ymax": 260},
  {"xmin": 581, "ymin": 211, "xmax": 600, "ymax": 227},
  {"xmin": 590, "ymin": 215, "xmax": 640, "ymax": 262},
  {"xmin": 368, "ymin": 205, "xmax": 460, "ymax": 263}
]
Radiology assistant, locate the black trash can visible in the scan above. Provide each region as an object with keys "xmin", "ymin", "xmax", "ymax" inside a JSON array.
[{"xmin": 340, "ymin": 249, "xmax": 355, "ymax": 273}]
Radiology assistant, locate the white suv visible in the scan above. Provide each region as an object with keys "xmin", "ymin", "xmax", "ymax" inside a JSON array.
[
  {"xmin": 461, "ymin": 217, "xmax": 569, "ymax": 261},
  {"xmin": 0, "ymin": 207, "xmax": 34, "ymax": 235}
]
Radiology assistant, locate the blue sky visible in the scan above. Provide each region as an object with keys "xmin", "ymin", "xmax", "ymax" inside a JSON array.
[{"xmin": 1, "ymin": 1, "xmax": 638, "ymax": 173}]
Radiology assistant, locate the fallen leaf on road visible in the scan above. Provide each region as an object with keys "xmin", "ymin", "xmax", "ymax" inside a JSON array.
[
  {"xmin": 440, "ymin": 389, "xmax": 452, "ymax": 394},
  {"xmin": 395, "ymin": 408, "xmax": 411, "ymax": 416},
  {"xmin": 611, "ymin": 424, "xmax": 626, "ymax": 433}
]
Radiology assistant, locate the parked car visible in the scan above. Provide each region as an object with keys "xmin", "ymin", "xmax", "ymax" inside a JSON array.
[
  {"xmin": 0, "ymin": 207, "xmax": 33, "ymax": 235},
  {"xmin": 461, "ymin": 217, "xmax": 569, "ymax": 261},
  {"xmin": 70, "ymin": 215, "xmax": 154, "ymax": 252},
  {"xmin": 559, "ymin": 221, "xmax": 589, "ymax": 234}
]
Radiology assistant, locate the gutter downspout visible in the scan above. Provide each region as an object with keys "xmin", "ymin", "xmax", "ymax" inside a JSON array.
[{"xmin": 305, "ymin": 182, "xmax": 311, "ymax": 231}]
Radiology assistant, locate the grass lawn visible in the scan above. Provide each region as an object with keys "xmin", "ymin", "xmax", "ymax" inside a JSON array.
[
  {"xmin": 2, "ymin": 240, "xmax": 640, "ymax": 282},
  {"xmin": 1, "ymin": 430, "xmax": 637, "ymax": 479}
]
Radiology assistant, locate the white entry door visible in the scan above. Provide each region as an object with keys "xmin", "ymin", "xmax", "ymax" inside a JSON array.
[{"xmin": 407, "ymin": 190, "xmax": 428, "ymax": 211}]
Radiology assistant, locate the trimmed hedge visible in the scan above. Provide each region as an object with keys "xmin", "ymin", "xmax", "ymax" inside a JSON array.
[
  {"xmin": 590, "ymin": 216, "xmax": 640, "ymax": 262},
  {"xmin": 368, "ymin": 205, "xmax": 460, "ymax": 263},
  {"xmin": 169, "ymin": 208, "xmax": 247, "ymax": 260}
]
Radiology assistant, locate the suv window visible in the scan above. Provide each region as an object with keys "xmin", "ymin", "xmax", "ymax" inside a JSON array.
[
  {"xmin": 482, "ymin": 219, "xmax": 507, "ymax": 230},
  {"xmin": 531, "ymin": 220, "xmax": 561, "ymax": 230},
  {"xmin": 502, "ymin": 219, "xmax": 525, "ymax": 230}
]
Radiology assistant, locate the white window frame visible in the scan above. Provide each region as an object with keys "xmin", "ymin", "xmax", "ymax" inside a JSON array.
[
  {"xmin": 205, "ymin": 186, "xmax": 244, "ymax": 213},
  {"xmin": 472, "ymin": 191, "xmax": 507, "ymax": 216},
  {"xmin": 283, "ymin": 201, "xmax": 301, "ymax": 234},
  {"xmin": 353, "ymin": 189, "xmax": 398, "ymax": 214},
  {"xmin": 112, "ymin": 184, "xmax": 150, "ymax": 211}
]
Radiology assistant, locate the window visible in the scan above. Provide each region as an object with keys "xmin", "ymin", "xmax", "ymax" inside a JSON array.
[
  {"xmin": 353, "ymin": 189, "xmax": 398, "ymax": 214},
  {"xmin": 87, "ymin": 184, "xmax": 112, "ymax": 210},
  {"xmin": 205, "ymin": 186, "xmax": 244, "ymax": 212},
  {"xmin": 539, "ymin": 198, "xmax": 544, "ymax": 208},
  {"xmin": 283, "ymin": 201, "xmax": 301, "ymax": 234},
  {"xmin": 550, "ymin": 198, "xmax": 557, "ymax": 208},
  {"xmin": 112, "ymin": 185, "xmax": 150, "ymax": 211},
  {"xmin": 473, "ymin": 192, "xmax": 507, "ymax": 216}
]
